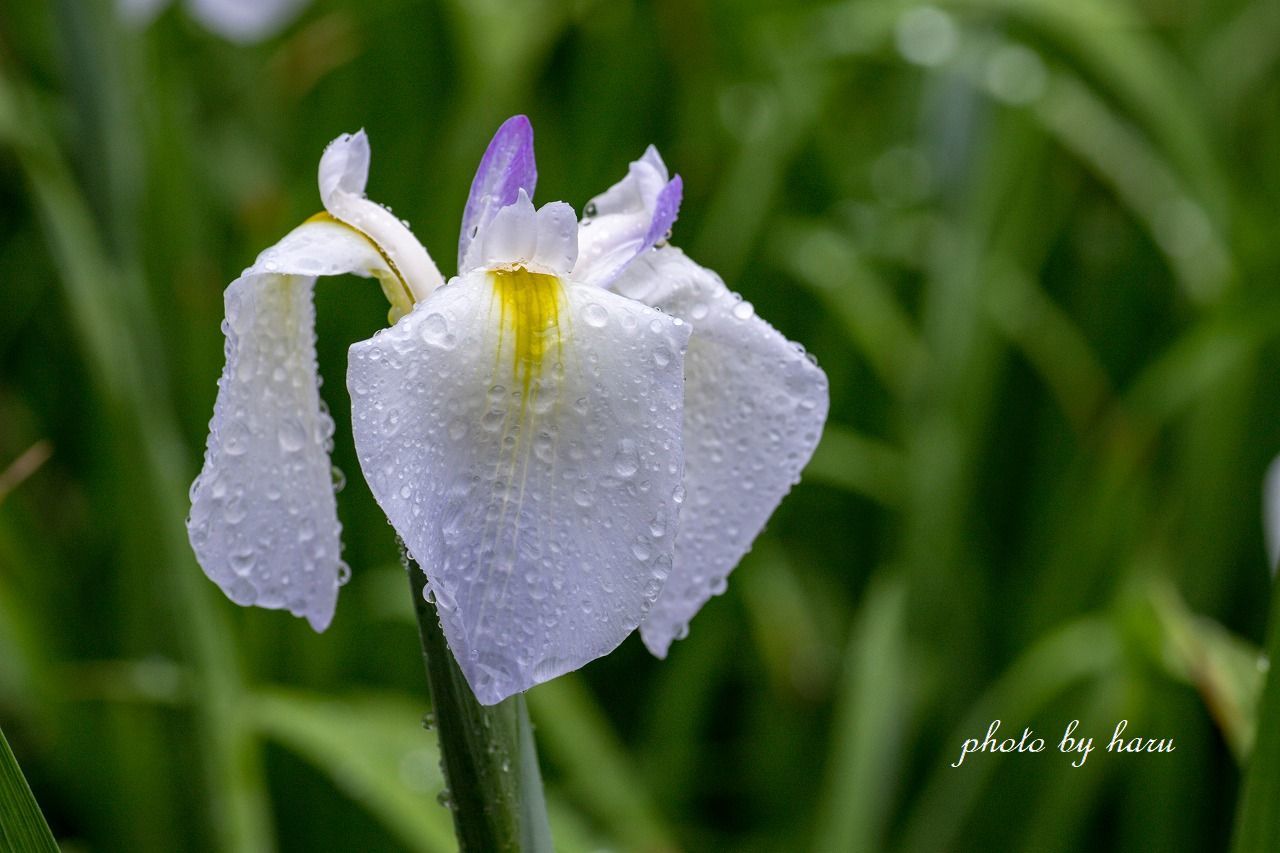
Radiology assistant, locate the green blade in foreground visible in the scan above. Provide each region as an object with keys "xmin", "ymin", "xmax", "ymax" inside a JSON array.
[
  {"xmin": 0, "ymin": 724, "xmax": 58, "ymax": 852},
  {"xmin": 1231, "ymin": 577, "xmax": 1280, "ymax": 853}
]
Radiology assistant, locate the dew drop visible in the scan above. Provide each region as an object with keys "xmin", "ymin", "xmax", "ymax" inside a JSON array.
[
  {"xmin": 612, "ymin": 440, "xmax": 640, "ymax": 478},
  {"xmin": 420, "ymin": 313, "xmax": 457, "ymax": 350},
  {"xmin": 230, "ymin": 548, "xmax": 255, "ymax": 577},
  {"xmin": 278, "ymin": 418, "xmax": 306, "ymax": 452},
  {"xmin": 223, "ymin": 496, "xmax": 247, "ymax": 524},
  {"xmin": 222, "ymin": 422, "xmax": 250, "ymax": 456},
  {"xmin": 582, "ymin": 302, "xmax": 609, "ymax": 328},
  {"xmin": 732, "ymin": 300, "xmax": 755, "ymax": 320}
]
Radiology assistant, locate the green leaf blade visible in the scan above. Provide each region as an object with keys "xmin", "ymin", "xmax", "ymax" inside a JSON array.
[{"xmin": 0, "ymin": 724, "xmax": 59, "ymax": 853}]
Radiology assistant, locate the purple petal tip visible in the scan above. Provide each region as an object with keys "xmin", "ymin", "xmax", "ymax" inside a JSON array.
[
  {"xmin": 458, "ymin": 115, "xmax": 539, "ymax": 270},
  {"xmin": 644, "ymin": 174, "xmax": 683, "ymax": 248}
]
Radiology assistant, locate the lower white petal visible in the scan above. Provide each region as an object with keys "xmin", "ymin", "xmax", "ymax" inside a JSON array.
[
  {"xmin": 614, "ymin": 247, "xmax": 830, "ymax": 658},
  {"xmin": 349, "ymin": 268, "xmax": 690, "ymax": 704},
  {"xmin": 187, "ymin": 218, "xmax": 391, "ymax": 631}
]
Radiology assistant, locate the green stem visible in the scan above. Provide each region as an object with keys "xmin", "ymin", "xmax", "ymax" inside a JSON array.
[
  {"xmin": 405, "ymin": 556, "xmax": 553, "ymax": 853},
  {"xmin": 1231, "ymin": 576, "xmax": 1280, "ymax": 853}
]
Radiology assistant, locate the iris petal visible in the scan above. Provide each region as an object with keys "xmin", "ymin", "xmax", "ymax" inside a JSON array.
[
  {"xmin": 319, "ymin": 131, "xmax": 443, "ymax": 304},
  {"xmin": 613, "ymin": 247, "xmax": 830, "ymax": 658},
  {"xmin": 459, "ymin": 115, "xmax": 538, "ymax": 273},
  {"xmin": 479, "ymin": 190, "xmax": 538, "ymax": 270},
  {"xmin": 187, "ymin": 217, "xmax": 393, "ymax": 631},
  {"xmin": 349, "ymin": 269, "xmax": 691, "ymax": 704},
  {"xmin": 574, "ymin": 145, "xmax": 682, "ymax": 287}
]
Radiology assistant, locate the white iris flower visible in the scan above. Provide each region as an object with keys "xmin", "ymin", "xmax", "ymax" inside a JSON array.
[
  {"xmin": 118, "ymin": 0, "xmax": 306, "ymax": 43},
  {"xmin": 188, "ymin": 117, "xmax": 828, "ymax": 704}
]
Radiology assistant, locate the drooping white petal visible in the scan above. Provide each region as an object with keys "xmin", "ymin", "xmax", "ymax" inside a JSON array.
[
  {"xmin": 574, "ymin": 145, "xmax": 682, "ymax": 288},
  {"xmin": 318, "ymin": 131, "xmax": 444, "ymax": 302},
  {"xmin": 1264, "ymin": 454, "xmax": 1280, "ymax": 574},
  {"xmin": 349, "ymin": 268, "xmax": 691, "ymax": 704},
  {"xmin": 187, "ymin": 218, "xmax": 394, "ymax": 631},
  {"xmin": 613, "ymin": 247, "xmax": 830, "ymax": 658},
  {"xmin": 185, "ymin": 0, "xmax": 306, "ymax": 43}
]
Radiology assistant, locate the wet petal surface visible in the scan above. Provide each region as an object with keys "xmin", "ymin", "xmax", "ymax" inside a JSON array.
[
  {"xmin": 349, "ymin": 268, "xmax": 690, "ymax": 703},
  {"xmin": 187, "ymin": 218, "xmax": 391, "ymax": 630},
  {"xmin": 614, "ymin": 247, "xmax": 830, "ymax": 657}
]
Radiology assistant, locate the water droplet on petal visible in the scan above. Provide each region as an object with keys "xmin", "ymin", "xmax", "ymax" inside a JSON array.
[
  {"xmin": 230, "ymin": 548, "xmax": 255, "ymax": 577},
  {"xmin": 222, "ymin": 422, "xmax": 250, "ymax": 456},
  {"xmin": 582, "ymin": 302, "xmax": 609, "ymax": 328},
  {"xmin": 613, "ymin": 439, "xmax": 640, "ymax": 478},
  {"xmin": 278, "ymin": 418, "xmax": 306, "ymax": 452},
  {"xmin": 421, "ymin": 313, "xmax": 457, "ymax": 350}
]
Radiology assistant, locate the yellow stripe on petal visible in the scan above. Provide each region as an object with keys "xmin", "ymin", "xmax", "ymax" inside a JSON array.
[{"xmin": 490, "ymin": 268, "xmax": 565, "ymax": 396}]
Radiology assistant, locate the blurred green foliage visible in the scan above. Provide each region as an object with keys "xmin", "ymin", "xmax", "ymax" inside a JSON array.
[{"xmin": 3, "ymin": 0, "xmax": 1280, "ymax": 850}]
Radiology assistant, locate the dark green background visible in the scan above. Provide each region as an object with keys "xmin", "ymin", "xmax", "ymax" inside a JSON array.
[{"xmin": 3, "ymin": 0, "xmax": 1279, "ymax": 850}]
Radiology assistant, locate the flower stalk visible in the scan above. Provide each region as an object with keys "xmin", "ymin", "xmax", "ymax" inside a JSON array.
[{"xmin": 404, "ymin": 550, "xmax": 553, "ymax": 853}]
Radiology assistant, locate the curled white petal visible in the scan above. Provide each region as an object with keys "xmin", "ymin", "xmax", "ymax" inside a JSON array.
[
  {"xmin": 319, "ymin": 131, "xmax": 371, "ymax": 203},
  {"xmin": 614, "ymin": 247, "xmax": 830, "ymax": 657},
  {"xmin": 318, "ymin": 131, "xmax": 444, "ymax": 302},
  {"xmin": 575, "ymin": 145, "xmax": 677, "ymax": 287},
  {"xmin": 187, "ymin": 218, "xmax": 393, "ymax": 631},
  {"xmin": 185, "ymin": 0, "xmax": 306, "ymax": 42},
  {"xmin": 349, "ymin": 268, "xmax": 690, "ymax": 704}
]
